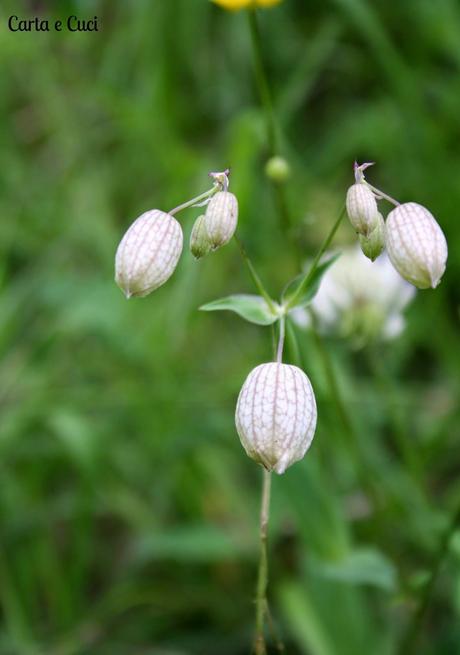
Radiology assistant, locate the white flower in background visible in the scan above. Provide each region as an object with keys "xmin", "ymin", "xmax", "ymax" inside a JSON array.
[
  {"xmin": 292, "ymin": 246, "xmax": 416, "ymax": 343},
  {"xmin": 235, "ymin": 363, "xmax": 317, "ymax": 474},
  {"xmin": 115, "ymin": 210, "xmax": 183, "ymax": 298},
  {"xmin": 385, "ymin": 202, "xmax": 448, "ymax": 289}
]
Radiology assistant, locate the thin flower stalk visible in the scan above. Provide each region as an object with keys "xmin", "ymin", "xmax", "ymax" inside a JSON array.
[
  {"xmin": 254, "ymin": 467, "xmax": 272, "ymax": 655},
  {"xmin": 169, "ymin": 180, "xmax": 226, "ymax": 216},
  {"xmin": 233, "ymin": 233, "xmax": 277, "ymax": 314},
  {"xmin": 286, "ymin": 205, "xmax": 346, "ymax": 311},
  {"xmin": 254, "ymin": 313, "xmax": 286, "ymax": 654},
  {"xmin": 398, "ymin": 503, "xmax": 460, "ymax": 655},
  {"xmin": 246, "ymin": 8, "xmax": 295, "ymax": 246}
]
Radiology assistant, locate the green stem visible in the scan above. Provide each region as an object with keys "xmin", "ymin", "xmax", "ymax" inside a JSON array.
[
  {"xmin": 274, "ymin": 186, "xmax": 295, "ymax": 252},
  {"xmin": 247, "ymin": 9, "xmax": 277, "ymax": 154},
  {"xmin": 285, "ymin": 317, "xmax": 301, "ymax": 367},
  {"xmin": 307, "ymin": 311, "xmax": 382, "ymax": 509},
  {"xmin": 367, "ymin": 348, "xmax": 422, "ymax": 480},
  {"xmin": 308, "ymin": 311, "xmax": 354, "ymax": 439},
  {"xmin": 276, "ymin": 316, "xmax": 286, "ymax": 363},
  {"xmin": 247, "ymin": 8, "xmax": 295, "ymax": 246},
  {"xmin": 286, "ymin": 205, "xmax": 346, "ymax": 311},
  {"xmin": 254, "ymin": 467, "xmax": 272, "ymax": 655},
  {"xmin": 398, "ymin": 503, "xmax": 460, "ymax": 655},
  {"xmin": 364, "ymin": 181, "xmax": 400, "ymax": 207},
  {"xmin": 264, "ymin": 600, "xmax": 286, "ymax": 653},
  {"xmin": 169, "ymin": 186, "xmax": 219, "ymax": 216},
  {"xmin": 233, "ymin": 233, "xmax": 277, "ymax": 314}
]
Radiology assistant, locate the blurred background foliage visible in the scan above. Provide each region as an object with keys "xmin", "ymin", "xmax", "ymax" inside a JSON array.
[{"xmin": 0, "ymin": 0, "xmax": 459, "ymax": 653}]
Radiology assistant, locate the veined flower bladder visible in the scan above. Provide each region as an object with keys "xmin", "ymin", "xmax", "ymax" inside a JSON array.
[
  {"xmin": 345, "ymin": 163, "xmax": 448, "ymax": 289},
  {"xmin": 346, "ymin": 182, "xmax": 380, "ymax": 237},
  {"xmin": 203, "ymin": 191, "xmax": 238, "ymax": 250},
  {"xmin": 385, "ymin": 203, "xmax": 448, "ymax": 289},
  {"xmin": 292, "ymin": 246, "xmax": 416, "ymax": 344},
  {"xmin": 115, "ymin": 210, "xmax": 183, "ymax": 298},
  {"xmin": 235, "ymin": 362, "xmax": 317, "ymax": 474}
]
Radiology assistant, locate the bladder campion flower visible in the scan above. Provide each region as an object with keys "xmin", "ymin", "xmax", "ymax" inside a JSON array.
[
  {"xmin": 203, "ymin": 191, "xmax": 238, "ymax": 250},
  {"xmin": 385, "ymin": 202, "xmax": 448, "ymax": 289},
  {"xmin": 346, "ymin": 162, "xmax": 448, "ymax": 289},
  {"xmin": 211, "ymin": 0, "xmax": 282, "ymax": 10},
  {"xmin": 346, "ymin": 182, "xmax": 380, "ymax": 237},
  {"xmin": 115, "ymin": 210, "xmax": 183, "ymax": 298},
  {"xmin": 235, "ymin": 362, "xmax": 317, "ymax": 474}
]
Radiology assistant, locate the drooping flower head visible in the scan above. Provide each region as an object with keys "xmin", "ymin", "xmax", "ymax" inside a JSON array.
[
  {"xmin": 235, "ymin": 362, "xmax": 317, "ymax": 474},
  {"xmin": 346, "ymin": 163, "xmax": 380, "ymax": 237},
  {"xmin": 203, "ymin": 191, "xmax": 238, "ymax": 250},
  {"xmin": 385, "ymin": 202, "xmax": 448, "ymax": 289},
  {"xmin": 345, "ymin": 162, "xmax": 448, "ymax": 289},
  {"xmin": 115, "ymin": 210, "xmax": 183, "ymax": 298}
]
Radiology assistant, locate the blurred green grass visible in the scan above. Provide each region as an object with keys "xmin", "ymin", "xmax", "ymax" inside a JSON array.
[{"xmin": 0, "ymin": 0, "xmax": 459, "ymax": 653}]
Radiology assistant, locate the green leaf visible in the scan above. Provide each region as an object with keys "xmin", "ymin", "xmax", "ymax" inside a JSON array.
[
  {"xmin": 134, "ymin": 525, "xmax": 251, "ymax": 563},
  {"xmin": 279, "ymin": 582, "xmax": 338, "ymax": 655},
  {"xmin": 199, "ymin": 294, "xmax": 278, "ymax": 326},
  {"xmin": 314, "ymin": 548, "xmax": 397, "ymax": 592},
  {"xmin": 283, "ymin": 253, "xmax": 340, "ymax": 310}
]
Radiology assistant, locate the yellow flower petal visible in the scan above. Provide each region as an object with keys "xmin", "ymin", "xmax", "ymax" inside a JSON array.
[
  {"xmin": 211, "ymin": 0, "xmax": 252, "ymax": 9},
  {"xmin": 255, "ymin": 0, "xmax": 282, "ymax": 6},
  {"xmin": 211, "ymin": 0, "xmax": 282, "ymax": 10}
]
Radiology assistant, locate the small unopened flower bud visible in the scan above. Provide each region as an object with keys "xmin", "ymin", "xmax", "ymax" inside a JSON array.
[
  {"xmin": 359, "ymin": 212, "xmax": 385, "ymax": 261},
  {"xmin": 235, "ymin": 362, "xmax": 317, "ymax": 475},
  {"xmin": 346, "ymin": 183, "xmax": 379, "ymax": 236},
  {"xmin": 115, "ymin": 210, "xmax": 183, "ymax": 298},
  {"xmin": 190, "ymin": 214, "xmax": 211, "ymax": 260},
  {"xmin": 385, "ymin": 202, "xmax": 448, "ymax": 289},
  {"xmin": 265, "ymin": 156, "xmax": 291, "ymax": 183},
  {"xmin": 204, "ymin": 191, "xmax": 238, "ymax": 250}
]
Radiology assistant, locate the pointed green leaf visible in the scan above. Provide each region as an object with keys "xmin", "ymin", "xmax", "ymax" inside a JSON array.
[
  {"xmin": 283, "ymin": 253, "xmax": 340, "ymax": 310},
  {"xmin": 134, "ymin": 524, "xmax": 251, "ymax": 563},
  {"xmin": 279, "ymin": 582, "xmax": 338, "ymax": 655},
  {"xmin": 200, "ymin": 294, "xmax": 278, "ymax": 326}
]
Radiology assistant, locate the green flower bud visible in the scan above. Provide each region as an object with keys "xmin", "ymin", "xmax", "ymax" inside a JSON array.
[
  {"xmin": 265, "ymin": 156, "xmax": 291, "ymax": 183},
  {"xmin": 359, "ymin": 212, "xmax": 385, "ymax": 261},
  {"xmin": 190, "ymin": 214, "xmax": 212, "ymax": 260}
]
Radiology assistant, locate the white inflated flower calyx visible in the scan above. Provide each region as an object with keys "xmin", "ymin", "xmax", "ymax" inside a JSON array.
[
  {"xmin": 346, "ymin": 183, "xmax": 380, "ymax": 237},
  {"xmin": 204, "ymin": 191, "xmax": 238, "ymax": 249},
  {"xmin": 235, "ymin": 362, "xmax": 317, "ymax": 474},
  {"xmin": 115, "ymin": 209, "xmax": 183, "ymax": 298},
  {"xmin": 385, "ymin": 202, "xmax": 448, "ymax": 289}
]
